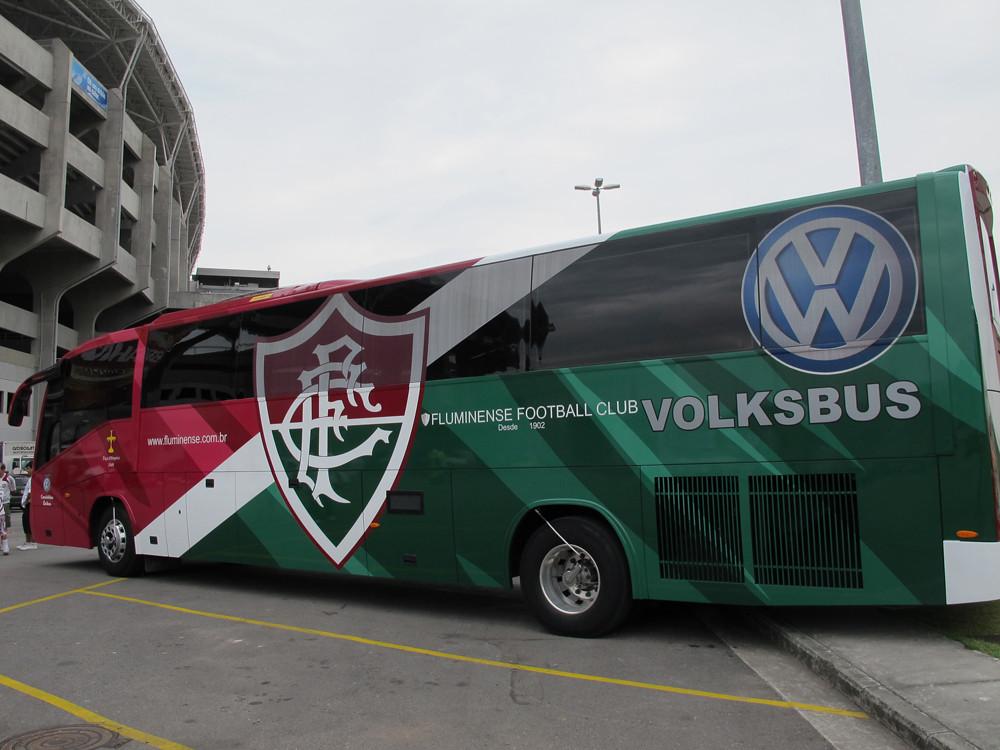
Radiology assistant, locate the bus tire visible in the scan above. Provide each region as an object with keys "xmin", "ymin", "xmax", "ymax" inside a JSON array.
[
  {"xmin": 519, "ymin": 515, "xmax": 631, "ymax": 637},
  {"xmin": 96, "ymin": 506, "xmax": 144, "ymax": 577}
]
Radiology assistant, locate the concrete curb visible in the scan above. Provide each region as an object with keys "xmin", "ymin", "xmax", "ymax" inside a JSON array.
[{"xmin": 745, "ymin": 611, "xmax": 981, "ymax": 750}]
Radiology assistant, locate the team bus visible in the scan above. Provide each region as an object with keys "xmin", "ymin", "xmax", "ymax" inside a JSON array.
[{"xmin": 9, "ymin": 165, "xmax": 1000, "ymax": 636}]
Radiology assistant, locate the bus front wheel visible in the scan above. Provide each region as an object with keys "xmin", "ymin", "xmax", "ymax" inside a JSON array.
[
  {"xmin": 97, "ymin": 506, "xmax": 144, "ymax": 577},
  {"xmin": 519, "ymin": 515, "xmax": 631, "ymax": 637}
]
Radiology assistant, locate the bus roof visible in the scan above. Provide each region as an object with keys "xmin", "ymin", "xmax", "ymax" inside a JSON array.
[{"xmin": 58, "ymin": 165, "xmax": 989, "ymax": 365}]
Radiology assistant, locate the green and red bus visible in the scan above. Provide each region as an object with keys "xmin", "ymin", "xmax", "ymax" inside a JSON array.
[{"xmin": 9, "ymin": 165, "xmax": 1000, "ymax": 636}]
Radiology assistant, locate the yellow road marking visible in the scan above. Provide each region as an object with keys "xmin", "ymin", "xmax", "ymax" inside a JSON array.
[
  {"xmin": 0, "ymin": 578, "xmax": 125, "ymax": 616},
  {"xmin": 0, "ymin": 578, "xmax": 188, "ymax": 749},
  {"xmin": 84, "ymin": 589, "xmax": 867, "ymax": 719},
  {"xmin": 0, "ymin": 672, "xmax": 192, "ymax": 750}
]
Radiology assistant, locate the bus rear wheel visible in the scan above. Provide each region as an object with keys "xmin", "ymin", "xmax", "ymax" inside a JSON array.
[
  {"xmin": 519, "ymin": 515, "xmax": 631, "ymax": 637},
  {"xmin": 97, "ymin": 506, "xmax": 143, "ymax": 577}
]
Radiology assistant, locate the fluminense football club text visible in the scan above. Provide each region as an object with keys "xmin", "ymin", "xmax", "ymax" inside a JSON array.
[{"xmin": 421, "ymin": 380, "xmax": 920, "ymax": 434}]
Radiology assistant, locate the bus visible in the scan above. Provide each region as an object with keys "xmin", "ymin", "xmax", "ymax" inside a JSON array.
[{"xmin": 9, "ymin": 165, "xmax": 1000, "ymax": 637}]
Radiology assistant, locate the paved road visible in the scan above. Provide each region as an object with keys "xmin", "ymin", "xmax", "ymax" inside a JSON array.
[{"xmin": 0, "ymin": 530, "xmax": 908, "ymax": 750}]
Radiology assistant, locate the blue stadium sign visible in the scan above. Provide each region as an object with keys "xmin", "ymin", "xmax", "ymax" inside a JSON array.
[{"xmin": 71, "ymin": 58, "xmax": 108, "ymax": 111}]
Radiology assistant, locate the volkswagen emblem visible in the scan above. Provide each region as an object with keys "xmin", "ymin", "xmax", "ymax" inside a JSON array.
[{"xmin": 742, "ymin": 205, "xmax": 918, "ymax": 374}]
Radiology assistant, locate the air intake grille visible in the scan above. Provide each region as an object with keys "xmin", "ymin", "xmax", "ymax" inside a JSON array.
[
  {"xmin": 749, "ymin": 473, "xmax": 862, "ymax": 589},
  {"xmin": 654, "ymin": 476, "xmax": 743, "ymax": 583}
]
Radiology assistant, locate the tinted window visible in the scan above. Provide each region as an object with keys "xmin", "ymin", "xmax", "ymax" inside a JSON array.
[
  {"xmin": 425, "ymin": 260, "xmax": 531, "ymax": 380},
  {"xmin": 530, "ymin": 229, "xmax": 753, "ymax": 369},
  {"xmin": 142, "ymin": 317, "xmax": 240, "ymax": 407},
  {"xmin": 235, "ymin": 298, "xmax": 325, "ymax": 399},
  {"xmin": 351, "ymin": 264, "xmax": 533, "ymax": 381},
  {"xmin": 38, "ymin": 341, "xmax": 137, "ymax": 463},
  {"xmin": 428, "ymin": 302, "xmax": 528, "ymax": 379},
  {"xmin": 72, "ymin": 342, "xmax": 137, "ymax": 421},
  {"xmin": 353, "ymin": 271, "xmax": 460, "ymax": 316},
  {"xmin": 38, "ymin": 374, "xmax": 63, "ymax": 465}
]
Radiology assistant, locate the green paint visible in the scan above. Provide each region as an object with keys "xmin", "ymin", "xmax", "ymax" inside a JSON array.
[{"xmin": 181, "ymin": 166, "xmax": 999, "ymax": 609}]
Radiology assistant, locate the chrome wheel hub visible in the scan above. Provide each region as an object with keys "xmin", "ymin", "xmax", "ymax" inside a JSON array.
[
  {"xmin": 538, "ymin": 543, "xmax": 600, "ymax": 615},
  {"xmin": 100, "ymin": 516, "xmax": 127, "ymax": 563}
]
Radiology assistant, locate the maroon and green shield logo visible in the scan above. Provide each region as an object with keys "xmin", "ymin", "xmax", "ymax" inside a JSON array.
[{"xmin": 255, "ymin": 294, "xmax": 428, "ymax": 566}]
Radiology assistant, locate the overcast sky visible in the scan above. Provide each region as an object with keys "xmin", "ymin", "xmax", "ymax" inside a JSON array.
[{"xmin": 136, "ymin": 1, "xmax": 1000, "ymax": 287}]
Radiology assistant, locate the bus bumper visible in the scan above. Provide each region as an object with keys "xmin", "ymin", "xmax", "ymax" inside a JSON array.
[{"xmin": 943, "ymin": 540, "xmax": 1000, "ymax": 604}]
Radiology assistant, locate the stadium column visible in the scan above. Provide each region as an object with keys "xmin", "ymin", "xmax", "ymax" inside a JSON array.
[
  {"xmin": 68, "ymin": 124, "xmax": 161, "ymax": 336},
  {"xmin": 94, "ymin": 87, "xmax": 125, "ymax": 266},
  {"xmin": 168, "ymin": 193, "xmax": 188, "ymax": 296},
  {"xmin": 18, "ymin": 39, "xmax": 75, "ymax": 369},
  {"xmin": 90, "ymin": 132, "xmax": 161, "ymax": 330},
  {"xmin": 34, "ymin": 87, "xmax": 126, "ymax": 364},
  {"xmin": 151, "ymin": 161, "xmax": 173, "ymax": 309},
  {"xmin": 132, "ymin": 135, "xmax": 157, "ymax": 289},
  {"xmin": 63, "ymin": 87, "xmax": 155, "ymax": 341},
  {"xmin": 0, "ymin": 39, "xmax": 69, "ymax": 270}
]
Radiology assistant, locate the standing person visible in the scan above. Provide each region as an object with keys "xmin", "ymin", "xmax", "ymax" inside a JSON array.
[
  {"xmin": 0, "ymin": 483, "xmax": 6, "ymax": 556},
  {"xmin": 16, "ymin": 463, "xmax": 35, "ymax": 551},
  {"xmin": 0, "ymin": 463, "xmax": 13, "ymax": 555}
]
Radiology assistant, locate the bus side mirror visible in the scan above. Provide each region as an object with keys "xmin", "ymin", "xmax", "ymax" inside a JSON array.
[{"xmin": 7, "ymin": 385, "xmax": 30, "ymax": 427}]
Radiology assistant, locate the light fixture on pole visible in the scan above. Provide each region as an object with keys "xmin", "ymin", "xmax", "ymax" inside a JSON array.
[{"xmin": 575, "ymin": 177, "xmax": 620, "ymax": 234}]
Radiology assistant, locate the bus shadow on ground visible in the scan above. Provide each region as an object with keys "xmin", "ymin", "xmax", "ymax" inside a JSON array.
[
  {"xmin": 162, "ymin": 562, "xmax": 713, "ymax": 639},
  {"xmin": 48, "ymin": 555, "xmax": 712, "ymax": 640}
]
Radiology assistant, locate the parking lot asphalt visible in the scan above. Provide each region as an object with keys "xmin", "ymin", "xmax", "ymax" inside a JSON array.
[{"xmin": 0, "ymin": 526, "xmax": 908, "ymax": 750}]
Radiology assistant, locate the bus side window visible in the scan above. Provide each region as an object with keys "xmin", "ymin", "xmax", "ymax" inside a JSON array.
[
  {"xmin": 44, "ymin": 420, "xmax": 60, "ymax": 463},
  {"xmin": 143, "ymin": 317, "xmax": 240, "ymax": 407},
  {"xmin": 353, "ymin": 271, "xmax": 459, "ymax": 317},
  {"xmin": 36, "ymin": 375, "xmax": 63, "ymax": 466},
  {"xmin": 235, "ymin": 298, "xmax": 325, "ymax": 399},
  {"xmin": 529, "ymin": 228, "xmax": 754, "ymax": 369},
  {"xmin": 56, "ymin": 341, "xmax": 137, "ymax": 453},
  {"xmin": 423, "ymin": 259, "xmax": 531, "ymax": 381},
  {"xmin": 353, "ymin": 272, "xmax": 460, "ymax": 386},
  {"xmin": 357, "ymin": 263, "xmax": 530, "ymax": 382}
]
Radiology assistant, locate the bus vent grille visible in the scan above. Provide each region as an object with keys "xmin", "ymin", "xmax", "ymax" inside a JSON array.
[
  {"xmin": 654, "ymin": 475, "xmax": 743, "ymax": 583},
  {"xmin": 749, "ymin": 473, "xmax": 863, "ymax": 589}
]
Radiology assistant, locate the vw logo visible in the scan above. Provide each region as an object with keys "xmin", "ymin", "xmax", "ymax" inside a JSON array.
[{"xmin": 742, "ymin": 205, "xmax": 918, "ymax": 374}]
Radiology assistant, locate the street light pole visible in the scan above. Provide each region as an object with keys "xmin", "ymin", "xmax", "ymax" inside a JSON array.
[
  {"xmin": 575, "ymin": 177, "xmax": 620, "ymax": 234},
  {"xmin": 841, "ymin": 0, "xmax": 882, "ymax": 185}
]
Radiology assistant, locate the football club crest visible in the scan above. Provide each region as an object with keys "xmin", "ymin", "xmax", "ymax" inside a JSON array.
[{"xmin": 255, "ymin": 294, "xmax": 428, "ymax": 566}]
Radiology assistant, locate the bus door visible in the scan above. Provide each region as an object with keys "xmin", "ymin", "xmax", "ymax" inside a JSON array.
[
  {"xmin": 138, "ymin": 316, "xmax": 249, "ymax": 562},
  {"xmin": 155, "ymin": 464, "xmax": 238, "ymax": 562}
]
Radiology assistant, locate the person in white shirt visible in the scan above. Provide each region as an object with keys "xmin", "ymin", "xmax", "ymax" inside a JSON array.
[
  {"xmin": 16, "ymin": 464, "xmax": 35, "ymax": 551},
  {"xmin": 0, "ymin": 464, "xmax": 14, "ymax": 555},
  {"xmin": 0, "ymin": 493, "xmax": 6, "ymax": 556}
]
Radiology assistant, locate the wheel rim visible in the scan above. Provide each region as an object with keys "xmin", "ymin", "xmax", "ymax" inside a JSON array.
[
  {"xmin": 538, "ymin": 543, "xmax": 600, "ymax": 615},
  {"xmin": 100, "ymin": 516, "xmax": 127, "ymax": 564}
]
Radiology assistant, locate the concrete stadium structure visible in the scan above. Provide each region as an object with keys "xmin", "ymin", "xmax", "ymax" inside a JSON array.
[{"xmin": 0, "ymin": 0, "xmax": 206, "ymax": 444}]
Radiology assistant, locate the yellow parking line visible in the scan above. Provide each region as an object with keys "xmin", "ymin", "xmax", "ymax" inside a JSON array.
[
  {"xmin": 0, "ymin": 578, "xmax": 125, "ymax": 616},
  {"xmin": 83, "ymin": 589, "xmax": 867, "ymax": 719},
  {"xmin": 0, "ymin": 672, "xmax": 192, "ymax": 750}
]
